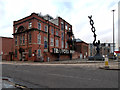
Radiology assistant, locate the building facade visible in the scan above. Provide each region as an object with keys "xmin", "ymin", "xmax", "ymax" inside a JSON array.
[
  {"xmin": 13, "ymin": 13, "xmax": 75, "ymax": 61},
  {"xmin": 75, "ymin": 39, "xmax": 88, "ymax": 59},
  {"xmin": 118, "ymin": 1, "xmax": 120, "ymax": 50},
  {"xmin": 89, "ymin": 43, "xmax": 114, "ymax": 57},
  {"xmin": 0, "ymin": 36, "xmax": 13, "ymax": 60}
]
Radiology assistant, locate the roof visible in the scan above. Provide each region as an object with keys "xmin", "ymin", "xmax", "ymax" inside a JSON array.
[
  {"xmin": 75, "ymin": 38, "xmax": 88, "ymax": 45},
  {"xmin": 0, "ymin": 36, "xmax": 13, "ymax": 39},
  {"xmin": 75, "ymin": 38, "xmax": 83, "ymax": 42}
]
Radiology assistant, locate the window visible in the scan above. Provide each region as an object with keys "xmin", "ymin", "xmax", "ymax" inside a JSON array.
[
  {"xmin": 65, "ymin": 24, "xmax": 68, "ymax": 30},
  {"xmin": 15, "ymin": 27, "xmax": 17, "ymax": 33},
  {"xmin": 29, "ymin": 48, "xmax": 32, "ymax": 57},
  {"xmin": 61, "ymin": 32, "xmax": 64, "ymax": 40},
  {"xmin": 38, "ymin": 49, "xmax": 41, "ymax": 57},
  {"xmin": 69, "ymin": 27, "xmax": 71, "ymax": 31},
  {"xmin": 15, "ymin": 49, "xmax": 17, "ymax": 57},
  {"xmin": 61, "ymin": 21, "xmax": 64, "ymax": 30},
  {"xmin": 29, "ymin": 22, "xmax": 32, "ymax": 29},
  {"xmin": 66, "ymin": 35, "xmax": 67, "ymax": 40},
  {"xmin": 45, "ymin": 25, "xmax": 48, "ymax": 32},
  {"xmin": 38, "ymin": 22, "xmax": 41, "ymax": 30},
  {"xmin": 56, "ymin": 39, "xmax": 59, "ymax": 47},
  {"xmin": 23, "ymin": 35, "xmax": 25, "ymax": 44},
  {"xmin": 56, "ymin": 30, "xmax": 58, "ymax": 36},
  {"xmin": 38, "ymin": 33, "xmax": 41, "ymax": 44},
  {"xmin": 50, "ymin": 38, "xmax": 54, "ymax": 46},
  {"xmin": 15, "ymin": 36, "xmax": 17, "ymax": 45},
  {"xmin": 29, "ymin": 33, "xmax": 32, "ymax": 43},
  {"xmin": 44, "ymin": 37, "xmax": 47, "ymax": 48},
  {"xmin": 20, "ymin": 35, "xmax": 22, "ymax": 45},
  {"xmin": 51, "ymin": 28, "xmax": 54, "ymax": 35},
  {"xmin": 62, "ymin": 40, "xmax": 64, "ymax": 48},
  {"xmin": 65, "ymin": 42, "xmax": 68, "ymax": 48}
]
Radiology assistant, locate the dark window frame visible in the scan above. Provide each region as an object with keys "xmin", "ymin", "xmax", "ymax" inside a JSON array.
[
  {"xmin": 28, "ymin": 48, "xmax": 32, "ymax": 57},
  {"xmin": 15, "ymin": 49, "xmax": 17, "ymax": 58}
]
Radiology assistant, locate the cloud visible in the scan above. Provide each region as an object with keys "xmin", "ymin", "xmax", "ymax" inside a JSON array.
[{"xmin": 0, "ymin": 0, "xmax": 119, "ymax": 50}]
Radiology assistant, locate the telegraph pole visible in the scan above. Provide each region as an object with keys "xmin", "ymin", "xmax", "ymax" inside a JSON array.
[{"xmin": 112, "ymin": 10, "xmax": 115, "ymax": 58}]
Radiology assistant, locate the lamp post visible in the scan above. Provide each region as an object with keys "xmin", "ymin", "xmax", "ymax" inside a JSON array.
[{"xmin": 112, "ymin": 10, "xmax": 115, "ymax": 58}]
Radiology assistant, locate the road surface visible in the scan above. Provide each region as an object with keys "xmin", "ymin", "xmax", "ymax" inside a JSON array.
[{"xmin": 2, "ymin": 62, "xmax": 119, "ymax": 88}]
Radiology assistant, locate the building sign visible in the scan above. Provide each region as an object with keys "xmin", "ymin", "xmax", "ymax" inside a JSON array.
[{"xmin": 53, "ymin": 48, "xmax": 74, "ymax": 54}]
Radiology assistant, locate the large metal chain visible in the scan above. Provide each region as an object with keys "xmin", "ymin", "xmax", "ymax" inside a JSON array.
[
  {"xmin": 88, "ymin": 15, "xmax": 96, "ymax": 33},
  {"xmin": 88, "ymin": 15, "xmax": 100, "ymax": 47}
]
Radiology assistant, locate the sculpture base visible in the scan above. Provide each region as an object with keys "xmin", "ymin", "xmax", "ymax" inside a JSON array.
[{"xmin": 88, "ymin": 54, "xmax": 104, "ymax": 61}]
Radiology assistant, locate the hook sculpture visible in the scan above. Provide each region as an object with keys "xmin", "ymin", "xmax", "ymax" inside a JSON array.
[{"xmin": 88, "ymin": 15, "xmax": 104, "ymax": 60}]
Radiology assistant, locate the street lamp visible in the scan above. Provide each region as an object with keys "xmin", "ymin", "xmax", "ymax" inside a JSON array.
[{"xmin": 112, "ymin": 9, "xmax": 115, "ymax": 59}]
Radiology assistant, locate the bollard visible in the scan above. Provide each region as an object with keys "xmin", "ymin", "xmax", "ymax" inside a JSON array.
[{"xmin": 105, "ymin": 57, "xmax": 109, "ymax": 69}]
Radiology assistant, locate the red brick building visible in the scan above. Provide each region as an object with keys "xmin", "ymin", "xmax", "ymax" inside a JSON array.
[
  {"xmin": 75, "ymin": 39, "xmax": 89, "ymax": 59},
  {"xmin": 0, "ymin": 36, "xmax": 13, "ymax": 61},
  {"xmin": 13, "ymin": 13, "xmax": 75, "ymax": 61}
]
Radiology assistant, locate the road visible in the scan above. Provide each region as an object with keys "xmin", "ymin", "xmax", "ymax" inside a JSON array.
[{"xmin": 2, "ymin": 63, "xmax": 119, "ymax": 88}]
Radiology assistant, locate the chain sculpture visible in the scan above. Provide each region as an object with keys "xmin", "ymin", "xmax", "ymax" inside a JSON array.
[{"xmin": 88, "ymin": 15, "xmax": 100, "ymax": 55}]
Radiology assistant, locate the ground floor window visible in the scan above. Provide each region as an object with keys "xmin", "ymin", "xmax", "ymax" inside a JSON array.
[
  {"xmin": 56, "ymin": 39, "xmax": 59, "ymax": 47},
  {"xmin": 38, "ymin": 49, "xmax": 41, "ymax": 57},
  {"xmin": 15, "ymin": 49, "xmax": 17, "ymax": 57},
  {"xmin": 29, "ymin": 48, "xmax": 32, "ymax": 57},
  {"xmin": 50, "ymin": 38, "xmax": 54, "ymax": 46},
  {"xmin": 62, "ymin": 40, "xmax": 64, "ymax": 48},
  {"xmin": 44, "ymin": 37, "xmax": 47, "ymax": 48},
  {"xmin": 65, "ymin": 42, "xmax": 68, "ymax": 48}
]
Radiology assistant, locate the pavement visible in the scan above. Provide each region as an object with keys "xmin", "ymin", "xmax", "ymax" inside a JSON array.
[
  {"xmin": 2, "ymin": 77, "xmax": 29, "ymax": 89},
  {"xmin": 2, "ymin": 59, "xmax": 119, "ymax": 70}
]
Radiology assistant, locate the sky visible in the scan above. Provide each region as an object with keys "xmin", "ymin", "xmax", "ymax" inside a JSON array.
[{"xmin": 0, "ymin": 0, "xmax": 119, "ymax": 49}]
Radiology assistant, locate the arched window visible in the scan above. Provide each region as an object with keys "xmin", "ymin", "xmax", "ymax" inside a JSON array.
[{"xmin": 17, "ymin": 26, "xmax": 25, "ymax": 33}]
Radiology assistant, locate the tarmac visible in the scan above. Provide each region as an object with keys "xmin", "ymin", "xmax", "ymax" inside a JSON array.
[{"xmin": 1, "ymin": 59, "xmax": 119, "ymax": 88}]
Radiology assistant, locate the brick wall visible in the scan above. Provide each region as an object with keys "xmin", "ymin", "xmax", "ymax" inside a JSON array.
[{"xmin": 1, "ymin": 37, "xmax": 13, "ymax": 60}]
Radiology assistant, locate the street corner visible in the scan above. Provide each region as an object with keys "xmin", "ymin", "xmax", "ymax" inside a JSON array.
[{"xmin": 2, "ymin": 77, "xmax": 29, "ymax": 89}]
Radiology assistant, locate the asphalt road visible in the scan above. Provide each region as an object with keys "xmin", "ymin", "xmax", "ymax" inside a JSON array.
[{"xmin": 2, "ymin": 63, "xmax": 119, "ymax": 88}]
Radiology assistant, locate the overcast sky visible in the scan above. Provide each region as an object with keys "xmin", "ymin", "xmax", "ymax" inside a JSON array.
[{"xmin": 0, "ymin": 0, "xmax": 119, "ymax": 49}]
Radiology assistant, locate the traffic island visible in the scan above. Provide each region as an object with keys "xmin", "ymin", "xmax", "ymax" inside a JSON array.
[{"xmin": 99, "ymin": 66, "xmax": 120, "ymax": 70}]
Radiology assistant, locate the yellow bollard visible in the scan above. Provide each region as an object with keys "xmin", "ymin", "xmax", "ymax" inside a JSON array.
[{"xmin": 105, "ymin": 57, "xmax": 109, "ymax": 69}]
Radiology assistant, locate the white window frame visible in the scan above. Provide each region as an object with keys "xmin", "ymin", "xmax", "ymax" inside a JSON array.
[
  {"xmin": 69, "ymin": 27, "xmax": 71, "ymax": 31},
  {"xmin": 61, "ymin": 22, "xmax": 64, "ymax": 30},
  {"xmin": 61, "ymin": 32, "xmax": 64, "ymax": 40},
  {"xmin": 37, "ymin": 33, "xmax": 41, "ymax": 44},
  {"xmin": 45, "ymin": 25, "xmax": 48, "ymax": 32},
  {"xmin": 20, "ymin": 35, "xmax": 22, "ymax": 45},
  {"xmin": 50, "ymin": 38, "xmax": 54, "ymax": 46},
  {"xmin": 29, "ymin": 33, "xmax": 32, "ymax": 43},
  {"xmin": 56, "ymin": 30, "xmax": 58, "ymax": 36},
  {"xmin": 23, "ymin": 35, "xmax": 25, "ymax": 44},
  {"xmin": 28, "ymin": 22, "xmax": 32, "ymax": 29},
  {"xmin": 56, "ymin": 39, "xmax": 59, "ymax": 47},
  {"xmin": 65, "ymin": 24, "xmax": 68, "ymax": 30},
  {"xmin": 38, "ymin": 49, "xmax": 41, "ymax": 57},
  {"xmin": 15, "ymin": 27, "xmax": 17, "ymax": 33},
  {"xmin": 44, "ymin": 36, "xmax": 47, "ymax": 48},
  {"xmin": 65, "ymin": 42, "xmax": 68, "ymax": 48},
  {"xmin": 38, "ymin": 22, "xmax": 41, "ymax": 30},
  {"xmin": 62, "ymin": 40, "xmax": 64, "ymax": 48},
  {"xmin": 15, "ymin": 36, "xmax": 17, "ymax": 45},
  {"xmin": 51, "ymin": 28, "xmax": 54, "ymax": 35}
]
